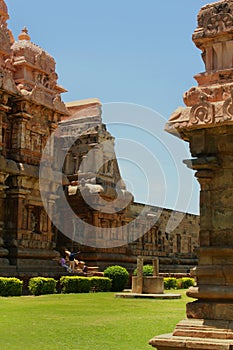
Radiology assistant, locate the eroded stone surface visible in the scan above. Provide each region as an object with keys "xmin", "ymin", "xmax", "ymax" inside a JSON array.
[
  {"xmin": 55, "ymin": 98, "xmax": 199, "ymax": 273},
  {"xmin": 151, "ymin": 0, "xmax": 233, "ymax": 349},
  {"xmin": 0, "ymin": 0, "xmax": 199, "ymax": 276},
  {"xmin": 0, "ymin": 0, "xmax": 67, "ymax": 275}
]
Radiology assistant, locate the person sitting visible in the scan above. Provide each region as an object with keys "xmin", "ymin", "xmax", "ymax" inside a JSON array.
[
  {"xmin": 59, "ymin": 257, "xmax": 72, "ymax": 273},
  {"xmin": 65, "ymin": 250, "xmax": 80, "ymax": 273}
]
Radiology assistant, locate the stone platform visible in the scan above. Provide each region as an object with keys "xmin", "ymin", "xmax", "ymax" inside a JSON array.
[
  {"xmin": 150, "ymin": 333, "xmax": 233, "ymax": 350},
  {"xmin": 115, "ymin": 292, "xmax": 181, "ymax": 299},
  {"xmin": 149, "ymin": 318, "xmax": 233, "ymax": 349}
]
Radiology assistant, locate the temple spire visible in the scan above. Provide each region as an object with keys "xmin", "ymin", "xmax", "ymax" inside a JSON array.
[{"xmin": 18, "ymin": 27, "xmax": 31, "ymax": 41}]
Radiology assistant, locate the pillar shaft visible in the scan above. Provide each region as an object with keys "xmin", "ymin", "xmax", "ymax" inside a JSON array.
[{"xmin": 150, "ymin": 1, "xmax": 233, "ymax": 349}]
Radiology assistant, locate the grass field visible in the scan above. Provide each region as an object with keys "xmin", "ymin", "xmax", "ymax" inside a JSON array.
[{"xmin": 0, "ymin": 290, "xmax": 189, "ymax": 350}]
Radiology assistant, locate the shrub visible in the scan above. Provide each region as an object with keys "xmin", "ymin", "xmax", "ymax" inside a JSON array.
[
  {"xmin": 104, "ymin": 265, "xmax": 129, "ymax": 292},
  {"xmin": 164, "ymin": 277, "xmax": 178, "ymax": 290},
  {"xmin": 177, "ymin": 277, "xmax": 195, "ymax": 289},
  {"xmin": 90, "ymin": 277, "xmax": 112, "ymax": 292},
  {"xmin": 133, "ymin": 264, "xmax": 153, "ymax": 276},
  {"xmin": 0, "ymin": 277, "xmax": 23, "ymax": 297},
  {"xmin": 60, "ymin": 276, "xmax": 90, "ymax": 294},
  {"xmin": 29, "ymin": 277, "xmax": 57, "ymax": 296}
]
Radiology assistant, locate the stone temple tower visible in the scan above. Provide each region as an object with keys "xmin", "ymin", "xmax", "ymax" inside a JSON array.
[
  {"xmin": 150, "ymin": 0, "xmax": 233, "ymax": 349},
  {"xmin": 0, "ymin": 0, "xmax": 68, "ymax": 275}
]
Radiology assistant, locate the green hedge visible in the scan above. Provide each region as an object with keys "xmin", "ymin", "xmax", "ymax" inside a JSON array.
[
  {"xmin": 60, "ymin": 276, "xmax": 91, "ymax": 293},
  {"xmin": 60, "ymin": 276, "xmax": 111, "ymax": 293},
  {"xmin": 164, "ymin": 277, "xmax": 178, "ymax": 290},
  {"xmin": 104, "ymin": 265, "xmax": 129, "ymax": 292},
  {"xmin": 177, "ymin": 277, "xmax": 195, "ymax": 289},
  {"xmin": 133, "ymin": 265, "xmax": 153, "ymax": 276},
  {"xmin": 90, "ymin": 277, "xmax": 112, "ymax": 292},
  {"xmin": 0, "ymin": 277, "xmax": 23, "ymax": 297},
  {"xmin": 164, "ymin": 277, "xmax": 195, "ymax": 290},
  {"xmin": 29, "ymin": 277, "xmax": 57, "ymax": 296}
]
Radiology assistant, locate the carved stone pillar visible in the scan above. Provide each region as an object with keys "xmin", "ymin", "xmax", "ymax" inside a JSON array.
[
  {"xmin": 152, "ymin": 257, "xmax": 159, "ymax": 277},
  {"xmin": 7, "ymin": 105, "xmax": 32, "ymax": 164},
  {"xmin": 0, "ymin": 111, "xmax": 5, "ymax": 153},
  {"xmin": 0, "ymin": 185, "xmax": 5, "ymax": 235},
  {"xmin": 150, "ymin": 1, "xmax": 233, "ymax": 349},
  {"xmin": 47, "ymin": 194, "xmax": 59, "ymax": 245},
  {"xmin": 0, "ymin": 97, "xmax": 11, "ymax": 155},
  {"xmin": 0, "ymin": 181, "xmax": 9, "ymax": 263},
  {"xmin": 134, "ymin": 256, "xmax": 143, "ymax": 294}
]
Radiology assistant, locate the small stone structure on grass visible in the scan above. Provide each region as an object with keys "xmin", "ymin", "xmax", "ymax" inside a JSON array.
[
  {"xmin": 115, "ymin": 256, "xmax": 181, "ymax": 299},
  {"xmin": 132, "ymin": 256, "xmax": 164, "ymax": 294}
]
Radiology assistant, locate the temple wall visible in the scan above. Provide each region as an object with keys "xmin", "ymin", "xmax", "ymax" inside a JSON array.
[{"xmin": 0, "ymin": 0, "xmax": 199, "ymax": 277}]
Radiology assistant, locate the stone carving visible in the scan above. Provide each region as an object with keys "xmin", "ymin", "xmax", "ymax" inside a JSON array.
[
  {"xmin": 35, "ymin": 51, "xmax": 55, "ymax": 74},
  {"xmin": 0, "ymin": 25, "xmax": 10, "ymax": 54},
  {"xmin": 0, "ymin": 0, "xmax": 8, "ymax": 26},
  {"xmin": 0, "ymin": 0, "xmax": 7, "ymax": 14},
  {"xmin": 53, "ymin": 94, "xmax": 67, "ymax": 114},
  {"xmin": 166, "ymin": 0, "xmax": 233, "ymax": 134},
  {"xmin": 2, "ymin": 71, "xmax": 18, "ymax": 95},
  {"xmin": 184, "ymin": 85, "xmax": 233, "ymax": 106},
  {"xmin": 151, "ymin": 1, "xmax": 233, "ymax": 349},
  {"xmin": 196, "ymin": 1, "xmax": 233, "ymax": 35},
  {"xmin": 0, "ymin": 20, "xmax": 17, "ymax": 95},
  {"xmin": 11, "ymin": 27, "xmax": 68, "ymax": 114},
  {"xmin": 17, "ymin": 83, "xmax": 32, "ymax": 97},
  {"xmin": 183, "ymin": 87, "xmax": 203, "ymax": 107},
  {"xmin": 206, "ymin": 11, "xmax": 233, "ymax": 34},
  {"xmin": 190, "ymin": 95, "xmax": 214, "ymax": 125},
  {"xmin": 223, "ymin": 89, "xmax": 233, "ymax": 118}
]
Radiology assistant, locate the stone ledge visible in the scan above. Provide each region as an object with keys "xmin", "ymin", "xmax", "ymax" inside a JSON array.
[
  {"xmin": 149, "ymin": 333, "xmax": 233, "ymax": 350},
  {"xmin": 115, "ymin": 292, "xmax": 181, "ymax": 299}
]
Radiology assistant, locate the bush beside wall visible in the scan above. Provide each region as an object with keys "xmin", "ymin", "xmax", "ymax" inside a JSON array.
[
  {"xmin": 177, "ymin": 277, "xmax": 195, "ymax": 289},
  {"xmin": 60, "ymin": 276, "xmax": 91, "ymax": 294},
  {"xmin": 0, "ymin": 277, "xmax": 23, "ymax": 297},
  {"xmin": 29, "ymin": 277, "xmax": 57, "ymax": 296},
  {"xmin": 164, "ymin": 277, "xmax": 195, "ymax": 290},
  {"xmin": 104, "ymin": 265, "xmax": 129, "ymax": 292},
  {"xmin": 90, "ymin": 277, "xmax": 112, "ymax": 292}
]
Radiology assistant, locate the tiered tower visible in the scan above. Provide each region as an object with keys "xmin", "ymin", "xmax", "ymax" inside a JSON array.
[
  {"xmin": 0, "ymin": 0, "xmax": 67, "ymax": 274},
  {"xmin": 150, "ymin": 1, "xmax": 233, "ymax": 349}
]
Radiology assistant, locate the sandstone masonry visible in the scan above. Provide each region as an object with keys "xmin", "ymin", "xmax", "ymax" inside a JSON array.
[{"xmin": 0, "ymin": 1, "xmax": 199, "ymax": 277}]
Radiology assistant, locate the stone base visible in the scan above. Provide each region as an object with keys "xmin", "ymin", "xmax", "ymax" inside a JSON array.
[
  {"xmin": 149, "ymin": 333, "xmax": 233, "ymax": 350},
  {"xmin": 115, "ymin": 292, "xmax": 181, "ymax": 299},
  {"xmin": 149, "ymin": 319, "xmax": 233, "ymax": 350},
  {"xmin": 132, "ymin": 276, "xmax": 164, "ymax": 294},
  {"xmin": 187, "ymin": 300, "xmax": 233, "ymax": 321}
]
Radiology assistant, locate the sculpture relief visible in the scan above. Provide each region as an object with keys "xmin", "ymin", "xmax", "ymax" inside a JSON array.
[
  {"xmin": 190, "ymin": 95, "xmax": 215, "ymax": 125},
  {"xmin": 35, "ymin": 51, "xmax": 55, "ymax": 74},
  {"xmin": 197, "ymin": 2, "xmax": 233, "ymax": 33},
  {"xmin": 206, "ymin": 12, "xmax": 233, "ymax": 34},
  {"xmin": 223, "ymin": 89, "xmax": 233, "ymax": 118}
]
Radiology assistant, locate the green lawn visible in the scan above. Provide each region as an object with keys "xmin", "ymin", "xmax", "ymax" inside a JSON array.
[{"xmin": 0, "ymin": 291, "xmax": 189, "ymax": 350}]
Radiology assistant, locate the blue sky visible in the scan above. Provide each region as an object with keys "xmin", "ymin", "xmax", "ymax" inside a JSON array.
[{"xmin": 7, "ymin": 0, "xmax": 211, "ymax": 214}]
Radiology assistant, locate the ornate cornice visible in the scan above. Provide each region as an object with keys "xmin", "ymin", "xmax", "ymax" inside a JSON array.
[
  {"xmin": 166, "ymin": 1, "xmax": 233, "ymax": 137},
  {"xmin": 165, "ymin": 90, "xmax": 233, "ymax": 134},
  {"xmin": 193, "ymin": 1, "xmax": 233, "ymax": 44}
]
